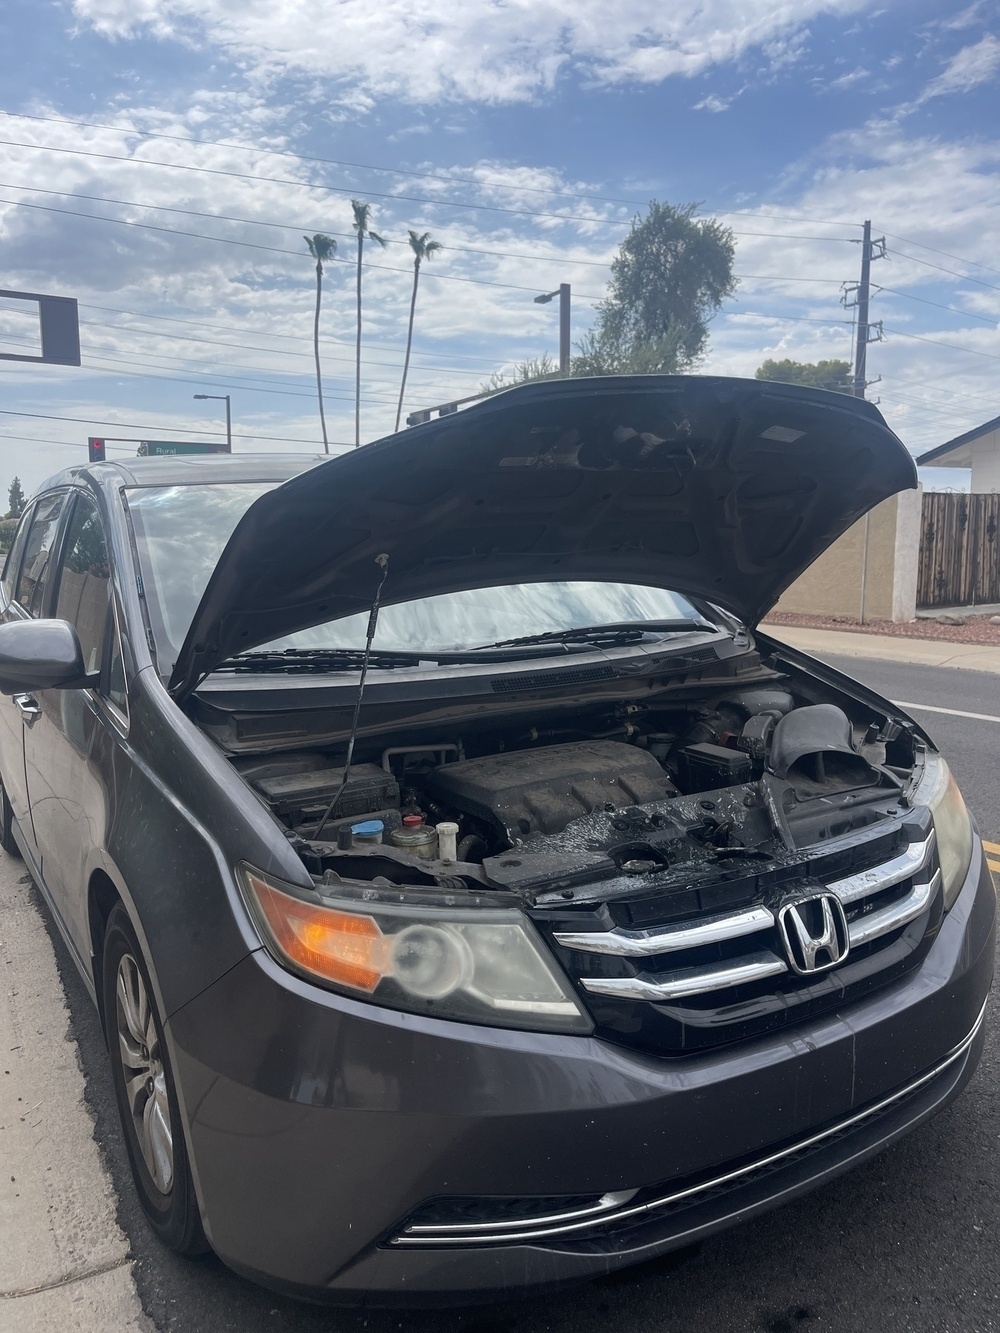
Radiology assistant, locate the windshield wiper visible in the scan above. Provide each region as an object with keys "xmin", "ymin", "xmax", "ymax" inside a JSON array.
[
  {"xmin": 215, "ymin": 648, "xmax": 423, "ymax": 673},
  {"xmin": 482, "ymin": 618, "xmax": 716, "ymax": 651},
  {"xmin": 213, "ymin": 643, "xmax": 587, "ymax": 673}
]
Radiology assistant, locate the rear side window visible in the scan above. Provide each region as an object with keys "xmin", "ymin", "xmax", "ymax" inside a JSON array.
[
  {"xmin": 15, "ymin": 493, "xmax": 66, "ymax": 617},
  {"xmin": 1, "ymin": 502, "xmax": 35, "ymax": 602},
  {"xmin": 54, "ymin": 497, "xmax": 111, "ymax": 676}
]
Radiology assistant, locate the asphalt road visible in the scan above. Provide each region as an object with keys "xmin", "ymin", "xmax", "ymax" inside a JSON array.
[{"xmin": 37, "ymin": 656, "xmax": 1000, "ymax": 1333}]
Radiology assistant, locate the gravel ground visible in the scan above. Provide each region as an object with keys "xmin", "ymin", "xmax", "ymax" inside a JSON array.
[{"xmin": 762, "ymin": 610, "xmax": 1000, "ymax": 645}]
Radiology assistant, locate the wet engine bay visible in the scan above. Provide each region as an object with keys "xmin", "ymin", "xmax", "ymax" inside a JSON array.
[{"xmin": 229, "ymin": 660, "xmax": 920, "ymax": 906}]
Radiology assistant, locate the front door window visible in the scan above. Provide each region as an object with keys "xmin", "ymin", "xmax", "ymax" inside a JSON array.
[{"xmin": 15, "ymin": 493, "xmax": 65, "ymax": 617}]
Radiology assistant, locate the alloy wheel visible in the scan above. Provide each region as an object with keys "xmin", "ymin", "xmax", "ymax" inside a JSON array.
[{"xmin": 114, "ymin": 952, "xmax": 174, "ymax": 1195}]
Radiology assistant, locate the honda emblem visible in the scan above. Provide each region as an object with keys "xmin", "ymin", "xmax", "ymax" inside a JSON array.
[{"xmin": 778, "ymin": 894, "xmax": 850, "ymax": 975}]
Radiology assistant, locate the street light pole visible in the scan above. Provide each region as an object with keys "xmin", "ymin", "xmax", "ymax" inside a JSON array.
[
  {"xmin": 193, "ymin": 393, "xmax": 232, "ymax": 452},
  {"xmin": 533, "ymin": 285, "xmax": 571, "ymax": 375},
  {"xmin": 558, "ymin": 283, "xmax": 570, "ymax": 375}
]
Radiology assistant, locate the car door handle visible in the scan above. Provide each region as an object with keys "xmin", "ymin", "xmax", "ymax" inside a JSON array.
[{"xmin": 13, "ymin": 693, "xmax": 42, "ymax": 723}]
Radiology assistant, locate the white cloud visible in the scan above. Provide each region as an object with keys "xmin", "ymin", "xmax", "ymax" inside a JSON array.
[
  {"xmin": 0, "ymin": 100, "xmax": 635, "ymax": 485},
  {"xmin": 917, "ymin": 34, "xmax": 1000, "ymax": 103},
  {"xmin": 4, "ymin": 73, "xmax": 1000, "ymax": 489},
  {"xmin": 701, "ymin": 118, "xmax": 1000, "ymax": 453},
  {"xmin": 825, "ymin": 66, "xmax": 870, "ymax": 90},
  {"xmin": 938, "ymin": 3, "xmax": 984, "ymax": 32},
  {"xmin": 70, "ymin": 0, "xmax": 872, "ymax": 105},
  {"xmin": 693, "ymin": 94, "xmax": 733, "ymax": 113}
]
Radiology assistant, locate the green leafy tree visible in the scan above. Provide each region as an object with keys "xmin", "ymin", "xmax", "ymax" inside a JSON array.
[
  {"xmin": 755, "ymin": 358, "xmax": 853, "ymax": 394},
  {"xmin": 480, "ymin": 353, "xmax": 561, "ymax": 396},
  {"xmin": 583, "ymin": 201, "xmax": 736, "ymax": 374},
  {"xmin": 351, "ymin": 201, "xmax": 386, "ymax": 447},
  {"xmin": 395, "ymin": 230, "xmax": 443, "ymax": 432},
  {"xmin": 304, "ymin": 234, "xmax": 338, "ymax": 453},
  {"xmin": 6, "ymin": 476, "xmax": 26, "ymax": 518}
]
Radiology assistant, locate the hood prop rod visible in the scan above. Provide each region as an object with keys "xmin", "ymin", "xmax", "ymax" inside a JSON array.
[{"xmin": 313, "ymin": 553, "xmax": 390, "ymax": 842}]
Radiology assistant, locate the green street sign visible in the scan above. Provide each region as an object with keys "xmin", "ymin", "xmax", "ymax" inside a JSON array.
[{"xmin": 137, "ymin": 441, "xmax": 230, "ymax": 456}]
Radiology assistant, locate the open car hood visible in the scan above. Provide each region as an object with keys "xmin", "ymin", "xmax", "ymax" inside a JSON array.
[{"xmin": 168, "ymin": 375, "xmax": 916, "ymax": 698}]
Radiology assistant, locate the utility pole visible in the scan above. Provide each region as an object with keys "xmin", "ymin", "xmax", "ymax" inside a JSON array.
[
  {"xmin": 845, "ymin": 220, "xmax": 886, "ymax": 400},
  {"xmin": 843, "ymin": 220, "xmax": 887, "ymax": 623}
]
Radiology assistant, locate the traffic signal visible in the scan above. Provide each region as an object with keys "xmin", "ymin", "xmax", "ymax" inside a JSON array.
[{"xmin": 88, "ymin": 437, "xmax": 106, "ymax": 462}]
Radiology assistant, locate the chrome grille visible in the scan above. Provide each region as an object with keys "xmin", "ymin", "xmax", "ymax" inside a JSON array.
[{"xmin": 554, "ymin": 831, "xmax": 938, "ymax": 1004}]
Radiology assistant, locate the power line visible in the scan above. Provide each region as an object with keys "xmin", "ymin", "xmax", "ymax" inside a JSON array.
[
  {"xmin": 878, "ymin": 390, "xmax": 986, "ymax": 423},
  {"xmin": 88, "ymin": 345, "xmax": 471, "ymax": 396},
  {"xmin": 0, "ymin": 136, "xmax": 639, "ymax": 228},
  {"xmin": 885, "ymin": 245, "xmax": 1000, "ymax": 294},
  {"xmin": 0, "ymin": 136, "xmax": 862, "ymax": 244},
  {"xmin": 878, "ymin": 368, "xmax": 1000, "ymax": 409},
  {"xmin": 0, "ymin": 408, "xmax": 331, "ymax": 445},
  {"xmin": 881, "ymin": 326, "xmax": 1000, "ymax": 362},
  {"xmin": 0, "ymin": 177, "xmax": 866, "ymax": 276},
  {"xmin": 874, "ymin": 285, "xmax": 999, "ymax": 325},
  {"xmin": 878, "ymin": 228, "xmax": 1000, "ymax": 281},
  {"xmin": 0, "ymin": 193, "xmax": 606, "ymax": 300},
  {"xmin": 725, "ymin": 311, "xmax": 854, "ymax": 328},
  {"xmin": 80, "ymin": 316, "xmax": 489, "ymax": 381},
  {"xmin": 0, "ymin": 177, "xmax": 619, "ymax": 270},
  {"xmin": 0, "ymin": 430, "xmax": 145, "ymax": 454},
  {"xmin": 80, "ymin": 303, "xmax": 504, "ymax": 367},
  {"xmin": 0, "ymin": 109, "xmax": 866, "ymax": 230},
  {"xmin": 77, "ymin": 354, "xmax": 405, "ymax": 407}
]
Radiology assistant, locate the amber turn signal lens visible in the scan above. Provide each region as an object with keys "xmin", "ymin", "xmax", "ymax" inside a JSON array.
[{"xmin": 243, "ymin": 870, "xmax": 389, "ymax": 991}]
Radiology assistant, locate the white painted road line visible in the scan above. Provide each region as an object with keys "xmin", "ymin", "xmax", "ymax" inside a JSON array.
[{"xmin": 896, "ymin": 701, "xmax": 1000, "ymax": 724}]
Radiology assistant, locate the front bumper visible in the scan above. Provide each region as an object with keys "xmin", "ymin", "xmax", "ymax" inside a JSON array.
[{"xmin": 166, "ymin": 844, "xmax": 995, "ymax": 1304}]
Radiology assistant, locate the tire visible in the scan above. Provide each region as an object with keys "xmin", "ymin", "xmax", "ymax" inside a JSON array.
[
  {"xmin": 0, "ymin": 780, "xmax": 21, "ymax": 858},
  {"xmin": 102, "ymin": 906, "xmax": 207, "ymax": 1255}
]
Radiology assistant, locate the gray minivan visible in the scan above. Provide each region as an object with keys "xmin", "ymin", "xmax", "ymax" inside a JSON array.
[{"xmin": 0, "ymin": 376, "xmax": 992, "ymax": 1303}]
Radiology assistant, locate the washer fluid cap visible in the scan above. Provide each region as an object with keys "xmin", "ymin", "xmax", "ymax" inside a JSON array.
[{"xmin": 351, "ymin": 820, "xmax": 385, "ymax": 836}]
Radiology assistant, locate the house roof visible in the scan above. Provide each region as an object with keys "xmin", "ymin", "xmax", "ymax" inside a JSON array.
[{"xmin": 917, "ymin": 413, "xmax": 1000, "ymax": 467}]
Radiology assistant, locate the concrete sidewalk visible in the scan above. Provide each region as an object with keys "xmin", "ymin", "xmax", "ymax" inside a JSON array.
[
  {"xmin": 0, "ymin": 853, "xmax": 150, "ymax": 1332},
  {"xmin": 759, "ymin": 623, "xmax": 1000, "ymax": 675}
]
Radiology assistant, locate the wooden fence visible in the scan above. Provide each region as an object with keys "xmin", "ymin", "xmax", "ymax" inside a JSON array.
[{"xmin": 917, "ymin": 491, "xmax": 1000, "ymax": 608}]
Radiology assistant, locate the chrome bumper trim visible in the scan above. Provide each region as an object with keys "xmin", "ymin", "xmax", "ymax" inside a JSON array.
[
  {"xmin": 403, "ymin": 1189, "xmax": 638, "ymax": 1238},
  {"xmin": 391, "ymin": 997, "xmax": 988, "ymax": 1248}
]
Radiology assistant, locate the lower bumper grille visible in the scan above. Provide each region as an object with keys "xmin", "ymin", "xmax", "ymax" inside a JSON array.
[{"xmin": 390, "ymin": 999, "xmax": 986, "ymax": 1249}]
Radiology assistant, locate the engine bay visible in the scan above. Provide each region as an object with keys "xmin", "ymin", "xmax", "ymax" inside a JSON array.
[{"xmin": 228, "ymin": 652, "xmax": 921, "ymax": 904}]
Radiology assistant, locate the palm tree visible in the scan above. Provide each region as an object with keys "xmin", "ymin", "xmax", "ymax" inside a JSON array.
[
  {"xmin": 351, "ymin": 200, "xmax": 386, "ymax": 448},
  {"xmin": 304, "ymin": 233, "xmax": 337, "ymax": 453},
  {"xmin": 395, "ymin": 230, "xmax": 443, "ymax": 432}
]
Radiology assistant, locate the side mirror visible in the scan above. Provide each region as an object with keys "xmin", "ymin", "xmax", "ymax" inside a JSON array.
[{"xmin": 0, "ymin": 619, "xmax": 94, "ymax": 695}]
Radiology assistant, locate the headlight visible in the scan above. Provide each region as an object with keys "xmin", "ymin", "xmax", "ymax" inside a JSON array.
[
  {"xmin": 238, "ymin": 866, "xmax": 592, "ymax": 1034},
  {"xmin": 911, "ymin": 754, "xmax": 974, "ymax": 910}
]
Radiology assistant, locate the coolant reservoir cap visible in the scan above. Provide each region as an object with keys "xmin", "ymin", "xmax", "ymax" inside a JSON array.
[{"xmin": 351, "ymin": 819, "xmax": 385, "ymax": 835}]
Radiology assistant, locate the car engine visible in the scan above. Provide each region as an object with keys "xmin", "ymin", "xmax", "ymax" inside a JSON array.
[{"xmin": 231, "ymin": 670, "xmax": 916, "ymax": 902}]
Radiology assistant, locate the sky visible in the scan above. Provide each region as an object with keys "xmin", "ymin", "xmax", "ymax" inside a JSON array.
[{"xmin": 1, "ymin": 0, "xmax": 999, "ymax": 497}]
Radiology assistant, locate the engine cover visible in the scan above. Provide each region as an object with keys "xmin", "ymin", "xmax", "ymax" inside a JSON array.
[{"xmin": 422, "ymin": 740, "xmax": 677, "ymax": 842}]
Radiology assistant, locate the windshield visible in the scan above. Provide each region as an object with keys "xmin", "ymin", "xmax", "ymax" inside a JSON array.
[{"xmin": 126, "ymin": 482, "xmax": 711, "ymax": 673}]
